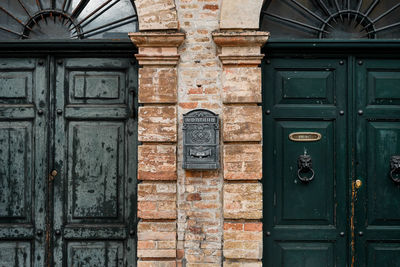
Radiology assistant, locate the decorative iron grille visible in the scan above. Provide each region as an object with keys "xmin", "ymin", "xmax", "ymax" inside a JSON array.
[
  {"xmin": 260, "ymin": 0, "xmax": 400, "ymax": 39},
  {"xmin": 0, "ymin": 0, "xmax": 138, "ymax": 40}
]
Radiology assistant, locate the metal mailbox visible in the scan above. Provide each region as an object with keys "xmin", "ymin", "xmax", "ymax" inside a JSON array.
[{"xmin": 182, "ymin": 109, "xmax": 220, "ymax": 170}]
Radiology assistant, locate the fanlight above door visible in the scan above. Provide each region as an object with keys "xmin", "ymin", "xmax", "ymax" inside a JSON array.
[
  {"xmin": 0, "ymin": 0, "xmax": 138, "ymax": 40},
  {"xmin": 260, "ymin": 0, "xmax": 400, "ymax": 39}
]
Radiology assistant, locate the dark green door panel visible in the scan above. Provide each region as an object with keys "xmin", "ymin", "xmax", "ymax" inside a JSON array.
[
  {"xmin": 0, "ymin": 56, "xmax": 137, "ymax": 266},
  {"xmin": 53, "ymin": 57, "xmax": 137, "ymax": 266},
  {"xmin": 263, "ymin": 58, "xmax": 348, "ymax": 267},
  {"xmin": 67, "ymin": 241, "xmax": 124, "ymax": 266},
  {"xmin": 277, "ymin": 121, "xmax": 335, "ymax": 225},
  {"xmin": 264, "ymin": 54, "xmax": 400, "ymax": 266},
  {"xmin": 355, "ymin": 59, "xmax": 400, "ymax": 267},
  {"xmin": 0, "ymin": 58, "xmax": 47, "ymax": 267},
  {"xmin": 273, "ymin": 242, "xmax": 334, "ymax": 267},
  {"xmin": 367, "ymin": 243, "xmax": 400, "ymax": 267}
]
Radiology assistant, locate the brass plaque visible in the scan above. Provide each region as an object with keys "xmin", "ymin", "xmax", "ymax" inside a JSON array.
[{"xmin": 289, "ymin": 132, "xmax": 322, "ymax": 142}]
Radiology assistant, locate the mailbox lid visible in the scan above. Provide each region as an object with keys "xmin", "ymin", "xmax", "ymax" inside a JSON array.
[{"xmin": 182, "ymin": 109, "xmax": 220, "ymax": 170}]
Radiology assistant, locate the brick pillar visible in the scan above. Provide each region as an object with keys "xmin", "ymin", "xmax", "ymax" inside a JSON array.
[
  {"xmin": 130, "ymin": 32, "xmax": 185, "ymax": 267},
  {"xmin": 213, "ymin": 31, "xmax": 269, "ymax": 267}
]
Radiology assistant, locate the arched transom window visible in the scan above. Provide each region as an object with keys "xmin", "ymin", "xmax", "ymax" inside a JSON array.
[
  {"xmin": 260, "ymin": 0, "xmax": 400, "ymax": 39},
  {"xmin": 0, "ymin": 0, "xmax": 138, "ymax": 40}
]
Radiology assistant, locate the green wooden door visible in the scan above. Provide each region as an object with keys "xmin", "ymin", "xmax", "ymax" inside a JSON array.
[
  {"xmin": 263, "ymin": 57, "xmax": 348, "ymax": 267},
  {"xmin": 355, "ymin": 59, "xmax": 400, "ymax": 267},
  {"xmin": 0, "ymin": 58, "xmax": 48, "ymax": 266},
  {"xmin": 0, "ymin": 56, "xmax": 137, "ymax": 266},
  {"xmin": 263, "ymin": 54, "xmax": 400, "ymax": 266},
  {"xmin": 52, "ymin": 57, "xmax": 137, "ymax": 266}
]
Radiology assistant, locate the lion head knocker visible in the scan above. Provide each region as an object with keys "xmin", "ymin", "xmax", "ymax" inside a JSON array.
[
  {"xmin": 297, "ymin": 154, "xmax": 315, "ymax": 183},
  {"xmin": 390, "ymin": 155, "xmax": 400, "ymax": 183}
]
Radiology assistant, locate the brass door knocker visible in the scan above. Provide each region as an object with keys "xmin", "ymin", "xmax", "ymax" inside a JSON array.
[
  {"xmin": 390, "ymin": 155, "xmax": 400, "ymax": 183},
  {"xmin": 297, "ymin": 154, "xmax": 315, "ymax": 183}
]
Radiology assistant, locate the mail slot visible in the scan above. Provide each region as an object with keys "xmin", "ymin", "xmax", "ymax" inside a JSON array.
[{"xmin": 183, "ymin": 109, "xmax": 220, "ymax": 170}]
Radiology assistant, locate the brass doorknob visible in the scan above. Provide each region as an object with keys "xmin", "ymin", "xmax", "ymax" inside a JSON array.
[{"xmin": 355, "ymin": 179, "xmax": 362, "ymax": 189}]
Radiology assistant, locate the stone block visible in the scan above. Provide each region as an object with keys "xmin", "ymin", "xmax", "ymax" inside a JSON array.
[
  {"xmin": 138, "ymin": 222, "xmax": 177, "ymax": 258},
  {"xmin": 135, "ymin": 0, "xmax": 178, "ymax": 31},
  {"xmin": 223, "ymin": 222, "xmax": 262, "ymax": 260},
  {"xmin": 223, "ymin": 67, "xmax": 261, "ymax": 103},
  {"xmin": 138, "ymin": 145, "xmax": 177, "ymax": 180},
  {"xmin": 224, "ymin": 144, "xmax": 262, "ymax": 180},
  {"xmin": 187, "ymin": 264, "xmax": 220, "ymax": 267},
  {"xmin": 139, "ymin": 68, "xmax": 177, "ymax": 103},
  {"xmin": 223, "ymin": 106, "xmax": 262, "ymax": 142},
  {"xmin": 224, "ymin": 183, "xmax": 262, "ymax": 219},
  {"xmin": 139, "ymin": 106, "xmax": 177, "ymax": 142},
  {"xmin": 138, "ymin": 261, "xmax": 176, "ymax": 267},
  {"xmin": 220, "ymin": 0, "xmax": 263, "ymax": 30},
  {"xmin": 223, "ymin": 261, "xmax": 262, "ymax": 267},
  {"xmin": 138, "ymin": 182, "xmax": 176, "ymax": 219}
]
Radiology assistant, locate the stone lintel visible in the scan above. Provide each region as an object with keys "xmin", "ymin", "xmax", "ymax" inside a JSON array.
[
  {"xmin": 219, "ymin": 55, "xmax": 264, "ymax": 66},
  {"xmin": 213, "ymin": 31, "xmax": 269, "ymax": 66},
  {"xmin": 135, "ymin": 55, "xmax": 181, "ymax": 66},
  {"xmin": 213, "ymin": 31, "xmax": 269, "ymax": 47},
  {"xmin": 129, "ymin": 32, "xmax": 185, "ymax": 47},
  {"xmin": 129, "ymin": 32, "xmax": 185, "ymax": 66}
]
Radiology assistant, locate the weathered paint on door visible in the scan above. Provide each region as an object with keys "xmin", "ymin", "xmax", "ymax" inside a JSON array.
[
  {"xmin": 0, "ymin": 56, "xmax": 137, "ymax": 266},
  {"xmin": 263, "ymin": 54, "xmax": 400, "ymax": 266},
  {"xmin": 0, "ymin": 58, "xmax": 48, "ymax": 266}
]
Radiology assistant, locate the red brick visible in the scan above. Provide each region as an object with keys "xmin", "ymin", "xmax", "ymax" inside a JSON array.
[
  {"xmin": 179, "ymin": 102, "xmax": 198, "ymax": 109},
  {"xmin": 244, "ymin": 223, "xmax": 262, "ymax": 232},
  {"xmin": 138, "ymin": 145, "xmax": 176, "ymax": 180},
  {"xmin": 224, "ymin": 183, "xmax": 262, "ymax": 219},
  {"xmin": 224, "ymin": 222, "xmax": 262, "ymax": 260},
  {"xmin": 224, "ymin": 223, "xmax": 243, "ymax": 231},
  {"xmin": 222, "ymin": 67, "xmax": 261, "ymax": 103},
  {"xmin": 188, "ymin": 87, "xmax": 203, "ymax": 94},
  {"xmin": 139, "ymin": 106, "xmax": 177, "ymax": 142},
  {"xmin": 139, "ymin": 67, "xmax": 177, "ymax": 103},
  {"xmin": 203, "ymin": 4, "xmax": 219, "ymax": 11},
  {"xmin": 138, "ymin": 222, "xmax": 177, "ymax": 258},
  {"xmin": 138, "ymin": 241, "xmax": 156, "ymax": 249},
  {"xmin": 223, "ymin": 106, "xmax": 262, "ymax": 142},
  {"xmin": 186, "ymin": 193, "xmax": 202, "ymax": 201},
  {"xmin": 224, "ymin": 144, "xmax": 262, "ymax": 180}
]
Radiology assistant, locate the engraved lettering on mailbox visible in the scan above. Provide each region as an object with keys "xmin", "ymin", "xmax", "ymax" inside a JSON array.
[
  {"xmin": 183, "ymin": 109, "xmax": 220, "ymax": 170},
  {"xmin": 289, "ymin": 132, "xmax": 322, "ymax": 142}
]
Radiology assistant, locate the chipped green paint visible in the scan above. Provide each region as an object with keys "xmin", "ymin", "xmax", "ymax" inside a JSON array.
[
  {"xmin": 0, "ymin": 58, "xmax": 47, "ymax": 267},
  {"xmin": 0, "ymin": 56, "xmax": 137, "ymax": 266}
]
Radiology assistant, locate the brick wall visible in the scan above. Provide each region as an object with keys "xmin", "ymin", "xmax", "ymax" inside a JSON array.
[
  {"xmin": 130, "ymin": 0, "xmax": 268, "ymax": 266},
  {"xmin": 213, "ymin": 31, "xmax": 268, "ymax": 266},
  {"xmin": 176, "ymin": 0, "xmax": 223, "ymax": 266},
  {"xmin": 130, "ymin": 32, "xmax": 184, "ymax": 267}
]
